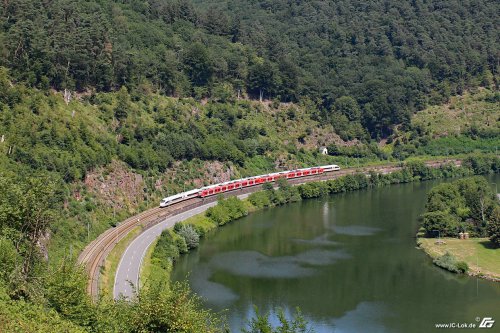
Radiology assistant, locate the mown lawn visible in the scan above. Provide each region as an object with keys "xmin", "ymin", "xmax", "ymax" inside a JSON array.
[{"xmin": 419, "ymin": 237, "xmax": 500, "ymax": 280}]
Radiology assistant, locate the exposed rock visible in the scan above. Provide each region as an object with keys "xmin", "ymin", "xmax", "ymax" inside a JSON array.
[{"xmin": 84, "ymin": 160, "xmax": 144, "ymax": 211}]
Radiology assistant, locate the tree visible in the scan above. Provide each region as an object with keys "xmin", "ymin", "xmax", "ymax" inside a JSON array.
[
  {"xmin": 176, "ymin": 224, "xmax": 200, "ymax": 250},
  {"xmin": 422, "ymin": 211, "xmax": 460, "ymax": 237},
  {"xmin": 131, "ymin": 281, "xmax": 224, "ymax": 333},
  {"xmin": 183, "ymin": 43, "xmax": 213, "ymax": 87},
  {"xmin": 334, "ymin": 96, "xmax": 360, "ymax": 121},
  {"xmin": 44, "ymin": 262, "xmax": 95, "ymax": 327},
  {"xmin": 114, "ymin": 86, "xmax": 131, "ymax": 121},
  {"xmin": 487, "ymin": 206, "xmax": 500, "ymax": 248},
  {"xmin": 248, "ymin": 60, "xmax": 279, "ymax": 101},
  {"xmin": 0, "ymin": 176, "xmax": 59, "ymax": 277},
  {"xmin": 243, "ymin": 306, "xmax": 309, "ymax": 333}
]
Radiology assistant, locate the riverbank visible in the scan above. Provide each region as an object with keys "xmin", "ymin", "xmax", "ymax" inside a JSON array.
[
  {"xmin": 417, "ymin": 237, "xmax": 500, "ymax": 281},
  {"xmin": 139, "ymin": 156, "xmax": 499, "ymax": 288}
]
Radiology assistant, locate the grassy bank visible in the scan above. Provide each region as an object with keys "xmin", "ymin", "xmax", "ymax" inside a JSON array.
[{"xmin": 418, "ymin": 238, "xmax": 500, "ymax": 281}]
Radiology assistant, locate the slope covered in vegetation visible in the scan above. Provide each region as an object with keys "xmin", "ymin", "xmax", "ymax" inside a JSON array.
[
  {"xmin": 1, "ymin": 0, "xmax": 499, "ymax": 137},
  {"xmin": 0, "ymin": 0, "xmax": 499, "ymax": 331}
]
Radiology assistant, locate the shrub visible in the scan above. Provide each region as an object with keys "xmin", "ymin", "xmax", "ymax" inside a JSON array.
[
  {"xmin": 248, "ymin": 191, "xmax": 271, "ymax": 208},
  {"xmin": 152, "ymin": 230, "xmax": 184, "ymax": 264},
  {"xmin": 206, "ymin": 197, "xmax": 248, "ymax": 226},
  {"xmin": 456, "ymin": 261, "xmax": 469, "ymax": 273},
  {"xmin": 173, "ymin": 222, "xmax": 183, "ymax": 233},
  {"xmin": 298, "ymin": 182, "xmax": 328, "ymax": 199},
  {"xmin": 433, "ymin": 252, "xmax": 460, "ymax": 273},
  {"xmin": 176, "ymin": 224, "xmax": 200, "ymax": 250},
  {"xmin": 262, "ymin": 182, "xmax": 274, "ymax": 191},
  {"xmin": 487, "ymin": 206, "xmax": 500, "ymax": 247},
  {"xmin": 175, "ymin": 236, "xmax": 188, "ymax": 254},
  {"xmin": 421, "ymin": 211, "xmax": 460, "ymax": 237},
  {"xmin": 433, "ymin": 252, "xmax": 468, "ymax": 274}
]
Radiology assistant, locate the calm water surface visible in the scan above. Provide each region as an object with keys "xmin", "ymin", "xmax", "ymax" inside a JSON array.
[{"xmin": 172, "ymin": 176, "xmax": 500, "ymax": 332}]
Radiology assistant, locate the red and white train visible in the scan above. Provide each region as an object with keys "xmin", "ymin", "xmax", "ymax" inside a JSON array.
[{"xmin": 159, "ymin": 164, "xmax": 341, "ymax": 207}]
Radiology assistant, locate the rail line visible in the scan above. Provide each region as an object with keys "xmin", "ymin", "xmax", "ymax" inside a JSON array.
[
  {"xmin": 77, "ymin": 198, "xmax": 201, "ymax": 297},
  {"xmin": 79, "ymin": 159, "xmax": 461, "ymax": 299}
]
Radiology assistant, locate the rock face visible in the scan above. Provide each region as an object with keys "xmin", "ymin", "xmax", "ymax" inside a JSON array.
[
  {"xmin": 82, "ymin": 160, "xmax": 236, "ymax": 212},
  {"xmin": 160, "ymin": 160, "xmax": 235, "ymax": 189},
  {"xmin": 84, "ymin": 160, "xmax": 144, "ymax": 211}
]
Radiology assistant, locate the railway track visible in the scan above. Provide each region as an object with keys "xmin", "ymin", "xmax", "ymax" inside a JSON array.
[
  {"xmin": 79, "ymin": 158, "xmax": 461, "ymax": 299},
  {"xmin": 78, "ymin": 198, "xmax": 201, "ymax": 297}
]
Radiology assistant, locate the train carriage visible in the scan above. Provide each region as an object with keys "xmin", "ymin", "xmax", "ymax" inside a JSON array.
[{"xmin": 160, "ymin": 164, "xmax": 340, "ymax": 206}]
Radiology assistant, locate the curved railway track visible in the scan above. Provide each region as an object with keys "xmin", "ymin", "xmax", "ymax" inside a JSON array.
[
  {"xmin": 78, "ymin": 198, "xmax": 201, "ymax": 297},
  {"xmin": 79, "ymin": 159, "xmax": 461, "ymax": 299}
]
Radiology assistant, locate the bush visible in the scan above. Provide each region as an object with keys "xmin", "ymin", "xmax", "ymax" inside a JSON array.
[
  {"xmin": 422, "ymin": 211, "xmax": 460, "ymax": 237},
  {"xmin": 433, "ymin": 252, "xmax": 462, "ymax": 273},
  {"xmin": 456, "ymin": 261, "xmax": 469, "ymax": 273},
  {"xmin": 298, "ymin": 182, "xmax": 328, "ymax": 199},
  {"xmin": 152, "ymin": 230, "xmax": 184, "ymax": 265},
  {"xmin": 175, "ymin": 236, "xmax": 188, "ymax": 254},
  {"xmin": 176, "ymin": 224, "xmax": 200, "ymax": 250},
  {"xmin": 243, "ymin": 306, "xmax": 310, "ymax": 333},
  {"xmin": 487, "ymin": 206, "xmax": 500, "ymax": 247},
  {"xmin": 248, "ymin": 191, "xmax": 271, "ymax": 208},
  {"xmin": 206, "ymin": 197, "xmax": 248, "ymax": 226},
  {"xmin": 433, "ymin": 253, "xmax": 468, "ymax": 274}
]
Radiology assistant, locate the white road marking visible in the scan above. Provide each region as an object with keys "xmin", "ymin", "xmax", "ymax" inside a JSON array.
[{"xmin": 114, "ymin": 199, "xmax": 238, "ymax": 299}]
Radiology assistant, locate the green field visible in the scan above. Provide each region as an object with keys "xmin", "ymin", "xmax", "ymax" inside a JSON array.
[{"xmin": 419, "ymin": 238, "xmax": 500, "ymax": 281}]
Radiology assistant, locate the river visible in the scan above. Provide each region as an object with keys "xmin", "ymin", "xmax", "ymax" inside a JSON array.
[{"xmin": 171, "ymin": 176, "xmax": 500, "ymax": 332}]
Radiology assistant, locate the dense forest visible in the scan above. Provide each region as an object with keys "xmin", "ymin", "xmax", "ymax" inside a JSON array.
[
  {"xmin": 1, "ymin": 0, "xmax": 499, "ymax": 136},
  {"xmin": 421, "ymin": 176, "xmax": 500, "ymax": 241}
]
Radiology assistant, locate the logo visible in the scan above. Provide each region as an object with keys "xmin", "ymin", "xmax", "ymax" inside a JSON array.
[{"xmin": 479, "ymin": 317, "xmax": 495, "ymax": 328}]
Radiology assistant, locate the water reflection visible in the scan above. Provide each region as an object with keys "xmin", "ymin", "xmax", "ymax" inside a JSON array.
[
  {"xmin": 208, "ymin": 249, "xmax": 351, "ymax": 279},
  {"xmin": 330, "ymin": 225, "xmax": 382, "ymax": 236},
  {"xmin": 292, "ymin": 234, "xmax": 340, "ymax": 246},
  {"xmin": 189, "ymin": 265, "xmax": 239, "ymax": 307}
]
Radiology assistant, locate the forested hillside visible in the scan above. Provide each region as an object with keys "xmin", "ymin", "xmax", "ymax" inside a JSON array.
[
  {"xmin": 0, "ymin": 0, "xmax": 499, "ymax": 332},
  {"xmin": 1, "ymin": 0, "xmax": 499, "ymax": 136}
]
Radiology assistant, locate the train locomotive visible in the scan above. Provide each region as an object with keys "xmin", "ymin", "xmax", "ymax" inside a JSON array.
[{"xmin": 159, "ymin": 164, "xmax": 340, "ymax": 207}]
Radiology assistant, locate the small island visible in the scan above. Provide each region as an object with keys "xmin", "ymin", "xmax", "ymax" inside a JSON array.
[{"xmin": 417, "ymin": 176, "xmax": 500, "ymax": 281}]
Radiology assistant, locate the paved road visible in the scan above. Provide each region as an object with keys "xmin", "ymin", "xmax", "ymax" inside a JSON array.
[{"xmin": 114, "ymin": 193, "xmax": 251, "ymax": 299}]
